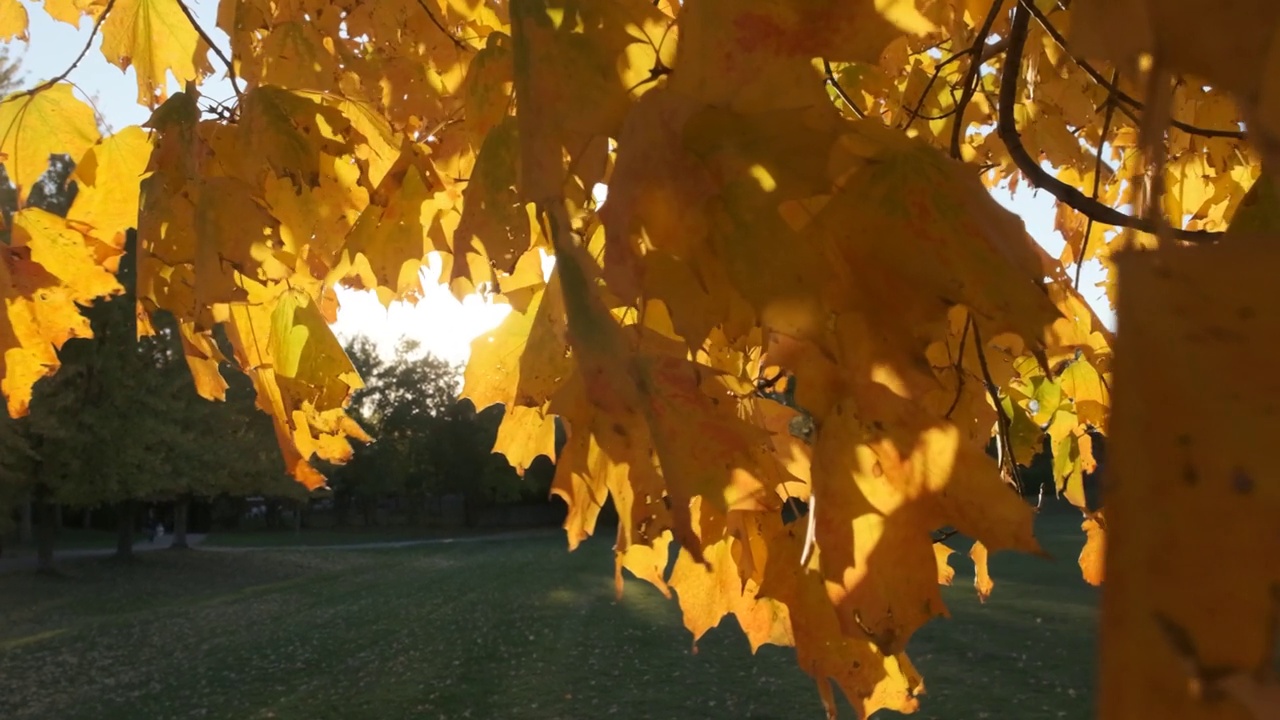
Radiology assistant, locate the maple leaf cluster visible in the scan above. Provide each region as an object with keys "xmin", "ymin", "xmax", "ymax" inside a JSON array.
[{"xmin": 3, "ymin": 0, "xmax": 1279, "ymax": 717}]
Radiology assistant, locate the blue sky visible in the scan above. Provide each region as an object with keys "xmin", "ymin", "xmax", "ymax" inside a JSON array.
[{"xmin": 10, "ymin": 2, "xmax": 1114, "ymax": 362}]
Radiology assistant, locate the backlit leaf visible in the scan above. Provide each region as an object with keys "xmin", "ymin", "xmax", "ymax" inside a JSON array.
[
  {"xmin": 0, "ymin": 84, "xmax": 100, "ymax": 203},
  {"xmin": 99, "ymin": 0, "xmax": 214, "ymax": 106}
]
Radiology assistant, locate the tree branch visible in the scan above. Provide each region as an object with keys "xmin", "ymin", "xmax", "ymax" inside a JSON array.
[
  {"xmin": 413, "ymin": 0, "xmax": 471, "ymax": 52},
  {"xmin": 944, "ymin": 313, "xmax": 973, "ymax": 420},
  {"xmin": 175, "ymin": 0, "xmax": 243, "ymax": 102},
  {"xmin": 950, "ymin": 0, "xmax": 1007, "ymax": 159},
  {"xmin": 996, "ymin": 3, "xmax": 1222, "ymax": 242},
  {"xmin": 1021, "ymin": 0, "xmax": 1245, "ymax": 140},
  {"xmin": 9, "ymin": 0, "xmax": 117, "ymax": 101},
  {"xmin": 823, "ymin": 60, "xmax": 866, "ymax": 119},
  {"xmin": 903, "ymin": 36, "xmax": 1010, "ymax": 131}
]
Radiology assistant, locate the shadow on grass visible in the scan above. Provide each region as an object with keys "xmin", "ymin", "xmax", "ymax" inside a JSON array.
[{"xmin": 0, "ymin": 513, "xmax": 1097, "ymax": 720}]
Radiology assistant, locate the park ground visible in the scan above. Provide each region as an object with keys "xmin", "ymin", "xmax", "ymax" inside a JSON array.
[{"xmin": 0, "ymin": 512, "xmax": 1097, "ymax": 720}]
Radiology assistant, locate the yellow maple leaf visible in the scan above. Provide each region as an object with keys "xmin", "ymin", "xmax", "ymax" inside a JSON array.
[
  {"xmin": 970, "ymin": 540, "xmax": 994, "ymax": 602},
  {"xmin": 548, "ymin": 428, "xmax": 611, "ymax": 550},
  {"xmin": 934, "ymin": 542, "xmax": 956, "ymax": 586},
  {"xmin": 66, "ymin": 126, "xmax": 154, "ymax": 250},
  {"xmin": 1102, "ymin": 234, "xmax": 1280, "ymax": 720},
  {"xmin": 492, "ymin": 403, "xmax": 556, "ymax": 476},
  {"xmin": 0, "ymin": 83, "xmax": 100, "ymax": 203},
  {"xmin": 99, "ymin": 0, "xmax": 214, "ymax": 106},
  {"xmin": 0, "ymin": 0, "xmax": 27, "ymax": 40},
  {"xmin": 461, "ymin": 277, "xmax": 570, "ymax": 411},
  {"xmin": 236, "ymin": 86, "xmax": 356, "ymax": 187},
  {"xmin": 342, "ymin": 141, "xmax": 441, "ymax": 297},
  {"xmin": 455, "ymin": 117, "xmax": 529, "ymax": 272},
  {"xmin": 223, "ymin": 284, "xmax": 365, "ymax": 489},
  {"xmin": 177, "ymin": 320, "xmax": 228, "ymax": 401},
  {"xmin": 41, "ymin": 0, "xmax": 107, "ymax": 26},
  {"xmin": 1079, "ymin": 511, "xmax": 1106, "ymax": 586},
  {"xmin": 509, "ymin": 0, "xmax": 669, "ymax": 202},
  {"xmin": 2, "ymin": 209, "xmax": 120, "ymax": 415}
]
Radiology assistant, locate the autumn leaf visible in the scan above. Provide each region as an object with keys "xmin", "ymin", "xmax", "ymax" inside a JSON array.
[
  {"xmin": 461, "ymin": 276, "xmax": 570, "ymax": 412},
  {"xmin": 493, "ymin": 403, "xmax": 556, "ymax": 475},
  {"xmin": 1102, "ymin": 235, "xmax": 1280, "ymax": 720},
  {"xmin": 934, "ymin": 542, "xmax": 956, "ymax": 586},
  {"xmin": 223, "ymin": 283, "xmax": 365, "ymax": 488},
  {"xmin": 66, "ymin": 126, "xmax": 154, "ymax": 251},
  {"xmin": 1079, "ymin": 511, "xmax": 1105, "ymax": 587},
  {"xmin": 1, "ymin": 209, "xmax": 120, "ymax": 415},
  {"xmin": 26, "ymin": 0, "xmax": 1278, "ymax": 716},
  {"xmin": 0, "ymin": 0, "xmax": 27, "ymax": 41},
  {"xmin": 99, "ymin": 0, "xmax": 214, "ymax": 106},
  {"xmin": 970, "ymin": 540, "xmax": 994, "ymax": 603},
  {"xmin": 0, "ymin": 83, "xmax": 100, "ymax": 203}
]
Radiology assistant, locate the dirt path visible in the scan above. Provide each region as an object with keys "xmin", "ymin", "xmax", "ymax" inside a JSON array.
[{"xmin": 0, "ymin": 528, "xmax": 559, "ymax": 574}]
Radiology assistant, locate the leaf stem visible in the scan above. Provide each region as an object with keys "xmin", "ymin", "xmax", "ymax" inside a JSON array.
[
  {"xmin": 174, "ymin": 0, "xmax": 243, "ymax": 102},
  {"xmin": 944, "ymin": 313, "xmax": 974, "ymax": 420}
]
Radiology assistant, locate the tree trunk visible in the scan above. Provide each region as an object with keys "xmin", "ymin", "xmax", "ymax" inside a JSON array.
[
  {"xmin": 19, "ymin": 493, "xmax": 33, "ymax": 546},
  {"xmin": 35, "ymin": 498, "xmax": 55, "ymax": 574},
  {"xmin": 293, "ymin": 500, "xmax": 303, "ymax": 535},
  {"xmin": 53, "ymin": 504, "xmax": 62, "ymax": 530},
  {"xmin": 81, "ymin": 507, "xmax": 93, "ymax": 530},
  {"xmin": 171, "ymin": 495, "xmax": 190, "ymax": 549},
  {"xmin": 115, "ymin": 499, "xmax": 135, "ymax": 560}
]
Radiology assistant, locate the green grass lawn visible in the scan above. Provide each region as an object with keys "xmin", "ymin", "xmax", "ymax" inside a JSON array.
[{"xmin": 0, "ymin": 512, "xmax": 1097, "ymax": 720}]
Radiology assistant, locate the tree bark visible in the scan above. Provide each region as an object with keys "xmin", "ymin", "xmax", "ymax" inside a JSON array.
[
  {"xmin": 115, "ymin": 499, "xmax": 134, "ymax": 560},
  {"xmin": 82, "ymin": 507, "xmax": 93, "ymax": 530},
  {"xmin": 171, "ymin": 495, "xmax": 190, "ymax": 549},
  {"xmin": 35, "ymin": 498, "xmax": 55, "ymax": 574},
  {"xmin": 18, "ymin": 493, "xmax": 32, "ymax": 546},
  {"xmin": 53, "ymin": 503, "xmax": 62, "ymax": 530}
]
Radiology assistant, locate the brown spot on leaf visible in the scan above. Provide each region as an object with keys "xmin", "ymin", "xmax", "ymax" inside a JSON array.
[
  {"xmin": 1183, "ymin": 463, "xmax": 1198, "ymax": 485},
  {"xmin": 1232, "ymin": 468, "xmax": 1253, "ymax": 495}
]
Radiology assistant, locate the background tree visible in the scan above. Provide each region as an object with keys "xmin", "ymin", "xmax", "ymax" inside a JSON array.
[{"xmin": 329, "ymin": 336, "xmax": 556, "ymax": 526}]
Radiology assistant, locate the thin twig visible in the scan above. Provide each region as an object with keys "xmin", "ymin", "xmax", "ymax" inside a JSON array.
[
  {"xmin": 950, "ymin": 0, "xmax": 1008, "ymax": 159},
  {"xmin": 995, "ymin": 3, "xmax": 1221, "ymax": 242},
  {"xmin": 970, "ymin": 319, "xmax": 1021, "ymax": 492},
  {"xmin": 1075, "ymin": 70, "xmax": 1120, "ymax": 289},
  {"xmin": 1020, "ymin": 0, "xmax": 1245, "ymax": 140},
  {"xmin": 903, "ymin": 37, "xmax": 1010, "ymax": 131},
  {"xmin": 932, "ymin": 529, "xmax": 959, "ymax": 544},
  {"xmin": 944, "ymin": 313, "xmax": 974, "ymax": 419},
  {"xmin": 175, "ymin": 0, "xmax": 243, "ymax": 102},
  {"xmin": 823, "ymin": 60, "xmax": 866, "ymax": 119},
  {"xmin": 413, "ymin": 0, "xmax": 470, "ymax": 51},
  {"xmin": 8, "ymin": 0, "xmax": 117, "ymax": 101}
]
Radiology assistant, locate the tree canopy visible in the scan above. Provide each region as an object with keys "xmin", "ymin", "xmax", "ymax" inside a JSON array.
[{"xmin": 3, "ymin": 1, "xmax": 1278, "ymax": 717}]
